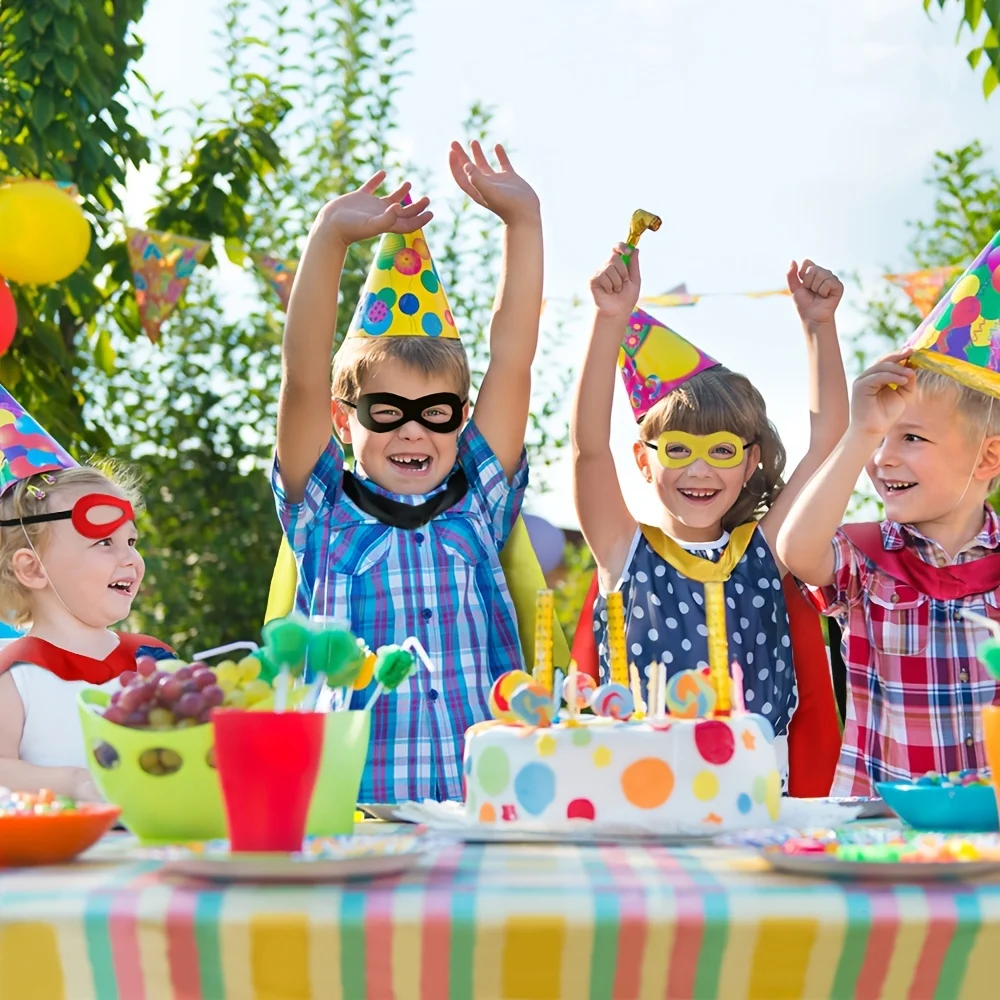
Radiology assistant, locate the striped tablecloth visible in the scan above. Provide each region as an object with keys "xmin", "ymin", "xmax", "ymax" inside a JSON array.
[{"xmin": 3, "ymin": 835, "xmax": 1000, "ymax": 1000}]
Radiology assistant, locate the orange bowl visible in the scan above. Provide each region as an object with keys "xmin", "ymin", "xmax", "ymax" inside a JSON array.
[{"xmin": 0, "ymin": 803, "xmax": 121, "ymax": 867}]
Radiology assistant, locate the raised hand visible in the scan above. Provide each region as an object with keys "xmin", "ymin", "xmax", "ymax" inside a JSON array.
[
  {"xmin": 448, "ymin": 140, "xmax": 540, "ymax": 225},
  {"xmin": 590, "ymin": 243, "xmax": 641, "ymax": 320},
  {"xmin": 850, "ymin": 350, "xmax": 914, "ymax": 437},
  {"xmin": 787, "ymin": 260, "xmax": 844, "ymax": 328},
  {"xmin": 318, "ymin": 172, "xmax": 432, "ymax": 249}
]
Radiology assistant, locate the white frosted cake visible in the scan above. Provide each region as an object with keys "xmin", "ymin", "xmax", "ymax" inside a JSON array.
[{"xmin": 463, "ymin": 714, "xmax": 781, "ymax": 833}]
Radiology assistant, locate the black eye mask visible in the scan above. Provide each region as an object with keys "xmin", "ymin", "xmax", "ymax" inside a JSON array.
[{"xmin": 339, "ymin": 393, "xmax": 466, "ymax": 434}]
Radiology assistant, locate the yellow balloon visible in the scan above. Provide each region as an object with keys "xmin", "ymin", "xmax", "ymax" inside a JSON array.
[{"xmin": 0, "ymin": 181, "xmax": 91, "ymax": 285}]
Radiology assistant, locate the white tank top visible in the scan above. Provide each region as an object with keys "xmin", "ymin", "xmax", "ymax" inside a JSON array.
[{"xmin": 9, "ymin": 664, "xmax": 119, "ymax": 769}]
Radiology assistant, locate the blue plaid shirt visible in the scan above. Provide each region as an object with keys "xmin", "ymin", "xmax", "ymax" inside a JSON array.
[{"xmin": 272, "ymin": 421, "xmax": 528, "ymax": 804}]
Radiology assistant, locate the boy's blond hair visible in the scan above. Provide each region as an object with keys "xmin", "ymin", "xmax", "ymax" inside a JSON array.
[
  {"xmin": 332, "ymin": 336, "xmax": 471, "ymax": 404},
  {"xmin": 0, "ymin": 464, "xmax": 144, "ymax": 626},
  {"xmin": 914, "ymin": 368, "xmax": 1000, "ymax": 491}
]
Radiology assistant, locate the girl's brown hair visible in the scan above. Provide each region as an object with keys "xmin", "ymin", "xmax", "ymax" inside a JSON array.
[
  {"xmin": 640, "ymin": 366, "xmax": 786, "ymax": 532},
  {"xmin": 0, "ymin": 464, "xmax": 144, "ymax": 626}
]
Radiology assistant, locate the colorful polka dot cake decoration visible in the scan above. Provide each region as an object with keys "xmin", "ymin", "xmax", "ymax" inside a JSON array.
[
  {"xmin": 903, "ymin": 228, "xmax": 1000, "ymax": 397},
  {"xmin": 345, "ymin": 222, "xmax": 459, "ymax": 341}
]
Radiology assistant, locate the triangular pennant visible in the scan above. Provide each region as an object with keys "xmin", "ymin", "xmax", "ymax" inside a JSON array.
[
  {"xmin": 126, "ymin": 228, "xmax": 211, "ymax": 344},
  {"xmin": 904, "ymin": 231, "xmax": 1000, "ymax": 397},
  {"xmin": 886, "ymin": 266, "xmax": 962, "ymax": 319},
  {"xmin": 252, "ymin": 253, "xmax": 297, "ymax": 311},
  {"xmin": 0, "ymin": 384, "xmax": 77, "ymax": 495}
]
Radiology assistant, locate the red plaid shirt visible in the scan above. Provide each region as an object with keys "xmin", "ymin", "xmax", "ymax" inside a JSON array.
[{"xmin": 806, "ymin": 508, "xmax": 1000, "ymax": 796}]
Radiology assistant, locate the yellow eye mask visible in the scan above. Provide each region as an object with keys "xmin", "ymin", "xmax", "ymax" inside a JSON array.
[{"xmin": 643, "ymin": 430, "xmax": 750, "ymax": 469}]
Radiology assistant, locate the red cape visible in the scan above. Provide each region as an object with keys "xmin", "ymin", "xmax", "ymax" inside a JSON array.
[
  {"xmin": 0, "ymin": 633, "xmax": 173, "ymax": 684},
  {"xmin": 571, "ymin": 570, "xmax": 841, "ymax": 797}
]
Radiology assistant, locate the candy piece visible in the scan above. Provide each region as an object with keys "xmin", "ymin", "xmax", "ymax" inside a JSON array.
[
  {"xmin": 664, "ymin": 669, "xmax": 717, "ymax": 719},
  {"xmin": 562, "ymin": 671, "xmax": 597, "ymax": 711},
  {"xmin": 261, "ymin": 616, "xmax": 312, "ymax": 675},
  {"xmin": 353, "ymin": 649, "xmax": 377, "ymax": 690},
  {"xmin": 374, "ymin": 646, "xmax": 417, "ymax": 690},
  {"xmin": 509, "ymin": 682, "xmax": 555, "ymax": 728},
  {"xmin": 590, "ymin": 682, "xmax": 635, "ymax": 720},
  {"xmin": 307, "ymin": 628, "xmax": 364, "ymax": 687},
  {"xmin": 488, "ymin": 669, "xmax": 534, "ymax": 722}
]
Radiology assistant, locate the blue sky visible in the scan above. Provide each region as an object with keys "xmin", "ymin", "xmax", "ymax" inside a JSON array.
[{"xmin": 129, "ymin": 0, "xmax": 998, "ymax": 528}]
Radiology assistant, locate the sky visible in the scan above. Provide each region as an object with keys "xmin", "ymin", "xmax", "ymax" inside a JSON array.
[{"xmin": 127, "ymin": 0, "xmax": 998, "ymax": 529}]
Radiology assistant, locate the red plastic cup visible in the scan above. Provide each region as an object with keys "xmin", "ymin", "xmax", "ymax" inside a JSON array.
[{"xmin": 212, "ymin": 710, "xmax": 325, "ymax": 853}]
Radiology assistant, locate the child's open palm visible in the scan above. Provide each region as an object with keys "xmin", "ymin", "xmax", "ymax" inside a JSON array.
[
  {"xmin": 449, "ymin": 141, "xmax": 540, "ymax": 225},
  {"xmin": 787, "ymin": 260, "xmax": 843, "ymax": 327},
  {"xmin": 320, "ymin": 172, "xmax": 432, "ymax": 248},
  {"xmin": 851, "ymin": 350, "xmax": 914, "ymax": 436},
  {"xmin": 590, "ymin": 243, "xmax": 640, "ymax": 320}
]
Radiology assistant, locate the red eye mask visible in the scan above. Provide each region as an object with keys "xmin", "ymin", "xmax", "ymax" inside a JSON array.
[{"xmin": 0, "ymin": 493, "xmax": 136, "ymax": 540}]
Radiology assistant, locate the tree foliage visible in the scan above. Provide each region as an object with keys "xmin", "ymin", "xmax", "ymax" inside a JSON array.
[
  {"xmin": 925, "ymin": 0, "xmax": 1000, "ymax": 98},
  {"xmin": 2, "ymin": 0, "xmax": 570, "ymax": 649}
]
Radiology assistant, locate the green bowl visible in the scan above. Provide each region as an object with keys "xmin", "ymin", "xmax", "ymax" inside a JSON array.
[
  {"xmin": 307, "ymin": 710, "xmax": 371, "ymax": 836},
  {"xmin": 79, "ymin": 691, "xmax": 371, "ymax": 843},
  {"xmin": 78, "ymin": 689, "xmax": 227, "ymax": 844}
]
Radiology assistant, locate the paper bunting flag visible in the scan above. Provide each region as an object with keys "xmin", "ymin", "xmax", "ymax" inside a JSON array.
[
  {"xmin": 252, "ymin": 254, "xmax": 297, "ymax": 312},
  {"xmin": 346, "ymin": 229, "xmax": 459, "ymax": 340},
  {"xmin": 619, "ymin": 308, "xmax": 720, "ymax": 421},
  {"xmin": 641, "ymin": 284, "xmax": 699, "ymax": 308},
  {"xmin": 886, "ymin": 266, "xmax": 962, "ymax": 319},
  {"xmin": 0, "ymin": 384, "xmax": 77, "ymax": 495},
  {"xmin": 904, "ymin": 230, "xmax": 1000, "ymax": 397},
  {"xmin": 126, "ymin": 228, "xmax": 211, "ymax": 344}
]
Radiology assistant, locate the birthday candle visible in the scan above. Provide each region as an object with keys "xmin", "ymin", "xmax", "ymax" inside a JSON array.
[
  {"xmin": 606, "ymin": 590, "xmax": 629, "ymax": 687},
  {"xmin": 730, "ymin": 661, "xmax": 747, "ymax": 714},
  {"xmin": 629, "ymin": 662, "xmax": 647, "ymax": 715},
  {"xmin": 533, "ymin": 589, "xmax": 554, "ymax": 693},
  {"xmin": 703, "ymin": 580, "xmax": 732, "ymax": 714},
  {"xmin": 567, "ymin": 659, "xmax": 579, "ymax": 720}
]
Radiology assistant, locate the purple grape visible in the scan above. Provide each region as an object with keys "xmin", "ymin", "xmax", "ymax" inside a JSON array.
[
  {"xmin": 110, "ymin": 689, "xmax": 122, "ymax": 706},
  {"xmin": 182, "ymin": 680, "xmax": 199, "ymax": 695},
  {"xmin": 157, "ymin": 676, "xmax": 183, "ymax": 704},
  {"xmin": 192, "ymin": 669, "xmax": 216, "ymax": 691},
  {"xmin": 125, "ymin": 709, "xmax": 149, "ymax": 727},
  {"xmin": 202, "ymin": 684, "xmax": 225, "ymax": 708},
  {"xmin": 136, "ymin": 656, "xmax": 158, "ymax": 678},
  {"xmin": 175, "ymin": 692, "xmax": 205, "ymax": 719},
  {"xmin": 118, "ymin": 670, "xmax": 138, "ymax": 689},
  {"xmin": 103, "ymin": 705, "xmax": 127, "ymax": 725},
  {"xmin": 188, "ymin": 661, "xmax": 209, "ymax": 672},
  {"xmin": 197, "ymin": 708, "xmax": 214, "ymax": 725},
  {"xmin": 119, "ymin": 685, "xmax": 147, "ymax": 713},
  {"xmin": 93, "ymin": 742, "xmax": 120, "ymax": 769},
  {"xmin": 174, "ymin": 666, "xmax": 193, "ymax": 681}
]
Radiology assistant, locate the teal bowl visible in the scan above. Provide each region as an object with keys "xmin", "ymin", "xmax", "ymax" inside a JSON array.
[{"xmin": 875, "ymin": 781, "xmax": 999, "ymax": 833}]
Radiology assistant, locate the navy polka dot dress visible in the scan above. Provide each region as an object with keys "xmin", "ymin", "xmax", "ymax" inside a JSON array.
[{"xmin": 593, "ymin": 525, "xmax": 798, "ymax": 738}]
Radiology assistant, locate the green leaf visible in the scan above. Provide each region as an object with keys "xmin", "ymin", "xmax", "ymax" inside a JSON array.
[
  {"xmin": 54, "ymin": 55, "xmax": 78, "ymax": 86},
  {"xmin": 966, "ymin": 0, "xmax": 985, "ymax": 31},
  {"xmin": 52, "ymin": 0, "xmax": 71, "ymax": 13},
  {"xmin": 969, "ymin": 45, "xmax": 984, "ymax": 68},
  {"xmin": 224, "ymin": 237, "xmax": 247, "ymax": 266},
  {"xmin": 30, "ymin": 8, "xmax": 53, "ymax": 32},
  {"xmin": 31, "ymin": 89, "xmax": 55, "ymax": 132},
  {"xmin": 95, "ymin": 328, "xmax": 116, "ymax": 375},
  {"xmin": 53, "ymin": 18, "xmax": 79, "ymax": 51},
  {"xmin": 984, "ymin": 64, "xmax": 999, "ymax": 97}
]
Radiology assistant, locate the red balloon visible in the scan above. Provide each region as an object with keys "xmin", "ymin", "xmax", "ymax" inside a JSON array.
[
  {"xmin": 951, "ymin": 295, "xmax": 982, "ymax": 328},
  {"xmin": 0, "ymin": 279, "xmax": 15, "ymax": 356}
]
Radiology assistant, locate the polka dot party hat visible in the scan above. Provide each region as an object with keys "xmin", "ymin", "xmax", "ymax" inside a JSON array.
[
  {"xmin": 904, "ymin": 229, "xmax": 1000, "ymax": 397},
  {"xmin": 619, "ymin": 308, "xmax": 720, "ymax": 421},
  {"xmin": 0, "ymin": 384, "xmax": 77, "ymax": 495},
  {"xmin": 346, "ymin": 220, "xmax": 459, "ymax": 340}
]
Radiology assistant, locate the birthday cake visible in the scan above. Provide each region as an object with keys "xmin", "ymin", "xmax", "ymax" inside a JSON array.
[{"xmin": 464, "ymin": 713, "xmax": 781, "ymax": 833}]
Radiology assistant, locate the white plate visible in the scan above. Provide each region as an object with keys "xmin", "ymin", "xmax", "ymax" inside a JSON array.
[
  {"xmin": 763, "ymin": 850, "xmax": 1000, "ymax": 881},
  {"xmin": 360, "ymin": 804, "xmax": 417, "ymax": 823},
  {"xmin": 162, "ymin": 851, "xmax": 425, "ymax": 883}
]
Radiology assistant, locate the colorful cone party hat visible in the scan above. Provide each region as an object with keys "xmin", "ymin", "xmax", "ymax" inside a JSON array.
[
  {"xmin": 618, "ymin": 308, "xmax": 720, "ymax": 421},
  {"xmin": 345, "ymin": 227, "xmax": 459, "ymax": 340},
  {"xmin": 0, "ymin": 385, "xmax": 77, "ymax": 494},
  {"xmin": 904, "ymin": 229, "xmax": 1000, "ymax": 397}
]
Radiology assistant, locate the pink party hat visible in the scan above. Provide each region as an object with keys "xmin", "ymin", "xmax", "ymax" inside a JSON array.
[
  {"xmin": 0, "ymin": 385, "xmax": 77, "ymax": 495},
  {"xmin": 904, "ymin": 229, "xmax": 1000, "ymax": 397},
  {"xmin": 618, "ymin": 308, "xmax": 720, "ymax": 420}
]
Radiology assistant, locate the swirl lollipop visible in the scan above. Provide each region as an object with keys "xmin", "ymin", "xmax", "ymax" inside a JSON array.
[
  {"xmin": 562, "ymin": 671, "xmax": 597, "ymax": 713},
  {"xmin": 590, "ymin": 682, "xmax": 634, "ymax": 720},
  {"xmin": 489, "ymin": 669, "xmax": 534, "ymax": 722},
  {"xmin": 664, "ymin": 668, "xmax": 717, "ymax": 719},
  {"xmin": 509, "ymin": 681, "xmax": 555, "ymax": 728},
  {"xmin": 363, "ymin": 646, "xmax": 417, "ymax": 711}
]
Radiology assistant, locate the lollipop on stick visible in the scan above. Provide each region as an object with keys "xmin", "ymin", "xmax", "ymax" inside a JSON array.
[
  {"xmin": 363, "ymin": 645, "xmax": 418, "ymax": 711},
  {"xmin": 261, "ymin": 616, "xmax": 312, "ymax": 711},
  {"xmin": 303, "ymin": 626, "xmax": 365, "ymax": 711}
]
